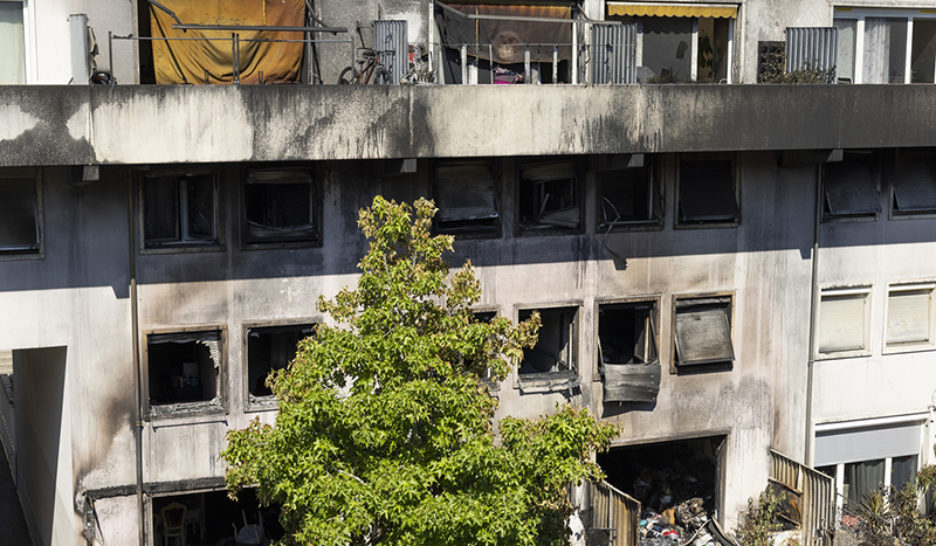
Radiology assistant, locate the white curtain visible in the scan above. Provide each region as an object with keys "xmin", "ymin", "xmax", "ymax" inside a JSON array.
[
  {"xmin": 863, "ymin": 17, "xmax": 907, "ymax": 83},
  {"xmin": 0, "ymin": 2, "xmax": 25, "ymax": 84}
]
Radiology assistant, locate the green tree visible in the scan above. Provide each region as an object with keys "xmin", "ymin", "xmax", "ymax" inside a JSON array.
[{"xmin": 222, "ymin": 197, "xmax": 618, "ymax": 545}]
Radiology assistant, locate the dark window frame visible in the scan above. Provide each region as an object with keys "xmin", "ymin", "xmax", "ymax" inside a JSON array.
[
  {"xmin": 138, "ymin": 167, "xmax": 224, "ymax": 253},
  {"xmin": 674, "ymin": 153, "xmax": 740, "ymax": 229},
  {"xmin": 431, "ymin": 158, "xmax": 502, "ymax": 239},
  {"xmin": 242, "ymin": 320, "xmax": 318, "ymax": 412},
  {"xmin": 0, "ymin": 167, "xmax": 43, "ymax": 260},
  {"xmin": 889, "ymin": 149, "xmax": 936, "ymax": 220},
  {"xmin": 240, "ymin": 167, "xmax": 322, "ymax": 249},
  {"xmin": 516, "ymin": 157, "xmax": 586, "ymax": 236},
  {"xmin": 671, "ymin": 293, "xmax": 735, "ymax": 373},
  {"xmin": 143, "ymin": 326, "xmax": 227, "ymax": 420},
  {"xmin": 597, "ymin": 156, "xmax": 665, "ymax": 232},
  {"xmin": 515, "ymin": 304, "xmax": 580, "ymax": 391}
]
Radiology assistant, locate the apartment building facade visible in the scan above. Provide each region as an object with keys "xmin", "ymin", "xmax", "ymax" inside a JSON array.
[{"xmin": 2, "ymin": 1, "xmax": 936, "ymax": 544}]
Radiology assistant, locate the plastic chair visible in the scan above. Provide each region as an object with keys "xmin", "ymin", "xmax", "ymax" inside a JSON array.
[{"xmin": 161, "ymin": 502, "xmax": 187, "ymax": 546}]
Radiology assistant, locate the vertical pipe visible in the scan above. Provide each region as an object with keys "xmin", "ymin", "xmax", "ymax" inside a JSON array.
[
  {"xmin": 128, "ymin": 173, "xmax": 145, "ymax": 546},
  {"xmin": 461, "ymin": 44, "xmax": 468, "ymax": 84},
  {"xmin": 804, "ymin": 163, "xmax": 822, "ymax": 467}
]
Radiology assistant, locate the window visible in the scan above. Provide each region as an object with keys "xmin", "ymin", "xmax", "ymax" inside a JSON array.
[
  {"xmin": 673, "ymin": 296, "xmax": 734, "ymax": 369},
  {"xmin": 598, "ymin": 301, "xmax": 660, "ymax": 403},
  {"xmin": 433, "ymin": 160, "xmax": 499, "ymax": 235},
  {"xmin": 142, "ymin": 170, "xmax": 219, "ymax": 249},
  {"xmin": 834, "ymin": 8, "xmax": 936, "ymax": 84},
  {"xmin": 607, "ymin": 5, "xmax": 735, "ymax": 83},
  {"xmin": 246, "ymin": 324, "xmax": 314, "ymax": 403},
  {"xmin": 885, "ymin": 283, "xmax": 935, "ymax": 350},
  {"xmin": 822, "ymin": 153, "xmax": 881, "ymax": 220},
  {"xmin": 817, "ymin": 288, "xmax": 871, "ymax": 357},
  {"xmin": 518, "ymin": 159, "xmax": 581, "ymax": 232},
  {"xmin": 598, "ymin": 157, "xmax": 662, "ymax": 229},
  {"xmin": 243, "ymin": 170, "xmax": 318, "ymax": 245},
  {"xmin": 677, "ymin": 155, "xmax": 738, "ymax": 226},
  {"xmin": 0, "ymin": 169, "xmax": 39, "ymax": 254},
  {"xmin": 146, "ymin": 330, "xmax": 223, "ymax": 417},
  {"xmin": 0, "ymin": 2, "xmax": 26, "ymax": 84},
  {"xmin": 892, "ymin": 151, "xmax": 936, "ymax": 216},
  {"xmin": 518, "ymin": 307, "xmax": 577, "ymax": 375}
]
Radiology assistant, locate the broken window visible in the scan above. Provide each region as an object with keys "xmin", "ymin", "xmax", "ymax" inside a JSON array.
[
  {"xmin": 152, "ymin": 489, "xmax": 283, "ymax": 546},
  {"xmin": 674, "ymin": 296, "xmax": 734, "ymax": 368},
  {"xmin": 598, "ymin": 158, "xmax": 662, "ymax": 228},
  {"xmin": 147, "ymin": 331, "xmax": 222, "ymax": 415},
  {"xmin": 677, "ymin": 156, "xmax": 738, "ymax": 225},
  {"xmin": 598, "ymin": 302, "xmax": 661, "ymax": 403},
  {"xmin": 0, "ymin": 170, "xmax": 40, "ymax": 254},
  {"xmin": 817, "ymin": 288, "xmax": 870, "ymax": 355},
  {"xmin": 518, "ymin": 160, "xmax": 581, "ymax": 231},
  {"xmin": 433, "ymin": 160, "xmax": 499, "ymax": 235},
  {"xmin": 247, "ymin": 324, "xmax": 314, "ymax": 401},
  {"xmin": 143, "ymin": 171, "xmax": 219, "ymax": 248},
  {"xmin": 892, "ymin": 151, "xmax": 936, "ymax": 215},
  {"xmin": 518, "ymin": 307, "xmax": 576, "ymax": 375},
  {"xmin": 886, "ymin": 284, "xmax": 934, "ymax": 349},
  {"xmin": 823, "ymin": 153, "xmax": 881, "ymax": 220},
  {"xmin": 244, "ymin": 170, "xmax": 318, "ymax": 245}
]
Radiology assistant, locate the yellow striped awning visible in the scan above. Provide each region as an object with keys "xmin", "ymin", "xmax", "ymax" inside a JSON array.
[{"xmin": 607, "ymin": 3, "xmax": 738, "ymax": 18}]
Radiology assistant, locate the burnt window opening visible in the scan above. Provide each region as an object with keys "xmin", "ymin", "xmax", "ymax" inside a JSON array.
[
  {"xmin": 433, "ymin": 160, "xmax": 500, "ymax": 235},
  {"xmin": 152, "ymin": 489, "xmax": 283, "ymax": 546},
  {"xmin": 674, "ymin": 297, "xmax": 734, "ymax": 370},
  {"xmin": 244, "ymin": 170, "xmax": 318, "ymax": 245},
  {"xmin": 518, "ymin": 307, "xmax": 577, "ymax": 375},
  {"xmin": 893, "ymin": 151, "xmax": 936, "ymax": 216},
  {"xmin": 598, "ymin": 159, "xmax": 662, "ymax": 229},
  {"xmin": 147, "ymin": 331, "xmax": 221, "ymax": 414},
  {"xmin": 143, "ymin": 172, "xmax": 219, "ymax": 248},
  {"xmin": 518, "ymin": 160, "xmax": 581, "ymax": 231},
  {"xmin": 598, "ymin": 302, "xmax": 661, "ymax": 404},
  {"xmin": 247, "ymin": 324, "xmax": 314, "ymax": 400},
  {"xmin": 0, "ymin": 172, "xmax": 40, "ymax": 254},
  {"xmin": 677, "ymin": 156, "xmax": 739, "ymax": 225},
  {"xmin": 822, "ymin": 152, "xmax": 882, "ymax": 220}
]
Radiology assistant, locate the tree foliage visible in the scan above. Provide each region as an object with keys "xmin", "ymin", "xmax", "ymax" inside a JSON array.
[{"xmin": 222, "ymin": 197, "xmax": 618, "ymax": 545}]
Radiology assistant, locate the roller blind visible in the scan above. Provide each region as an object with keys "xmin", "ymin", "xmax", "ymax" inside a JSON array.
[
  {"xmin": 674, "ymin": 302, "xmax": 734, "ymax": 365},
  {"xmin": 818, "ymin": 293, "xmax": 867, "ymax": 353},
  {"xmin": 815, "ymin": 422, "xmax": 922, "ymax": 466},
  {"xmin": 886, "ymin": 288, "xmax": 932, "ymax": 345}
]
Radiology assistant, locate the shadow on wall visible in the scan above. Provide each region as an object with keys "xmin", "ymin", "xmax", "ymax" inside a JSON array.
[{"xmin": 12, "ymin": 346, "xmax": 69, "ymax": 546}]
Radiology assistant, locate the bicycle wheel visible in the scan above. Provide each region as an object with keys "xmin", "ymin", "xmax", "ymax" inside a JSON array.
[{"xmin": 338, "ymin": 66, "xmax": 359, "ymax": 85}]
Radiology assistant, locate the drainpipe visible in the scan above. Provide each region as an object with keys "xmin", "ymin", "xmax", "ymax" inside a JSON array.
[
  {"xmin": 804, "ymin": 163, "xmax": 822, "ymax": 465},
  {"xmin": 128, "ymin": 173, "xmax": 145, "ymax": 545}
]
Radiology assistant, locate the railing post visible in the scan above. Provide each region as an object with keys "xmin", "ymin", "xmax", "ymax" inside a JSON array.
[
  {"xmin": 524, "ymin": 46, "xmax": 531, "ymax": 83},
  {"xmin": 489, "ymin": 44, "xmax": 494, "ymax": 84},
  {"xmin": 460, "ymin": 44, "xmax": 468, "ymax": 84},
  {"xmin": 553, "ymin": 44, "xmax": 558, "ymax": 83},
  {"xmin": 572, "ymin": 19, "xmax": 578, "ymax": 84}
]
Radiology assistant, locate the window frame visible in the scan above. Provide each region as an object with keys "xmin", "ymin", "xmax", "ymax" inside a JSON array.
[
  {"xmin": 142, "ymin": 325, "xmax": 228, "ymax": 421},
  {"xmin": 239, "ymin": 166, "xmax": 322, "ymax": 250},
  {"xmin": 594, "ymin": 295, "xmax": 662, "ymax": 379},
  {"xmin": 515, "ymin": 157, "xmax": 586, "ymax": 236},
  {"xmin": 816, "ymin": 286, "xmax": 873, "ymax": 360},
  {"xmin": 820, "ymin": 152, "xmax": 882, "ymax": 223},
  {"xmin": 242, "ymin": 319, "xmax": 319, "ymax": 412},
  {"xmin": 883, "ymin": 282, "xmax": 936, "ymax": 354},
  {"xmin": 431, "ymin": 158, "xmax": 502, "ymax": 239},
  {"xmin": 596, "ymin": 156, "xmax": 665, "ymax": 232},
  {"xmin": 627, "ymin": 14, "xmax": 735, "ymax": 83},
  {"xmin": 833, "ymin": 6, "xmax": 936, "ymax": 84},
  {"xmin": 888, "ymin": 149, "xmax": 936, "ymax": 220},
  {"xmin": 138, "ymin": 167, "xmax": 224, "ymax": 254},
  {"xmin": 670, "ymin": 292, "xmax": 736, "ymax": 373},
  {"xmin": 0, "ymin": 166, "xmax": 43, "ymax": 260},
  {"xmin": 674, "ymin": 153, "xmax": 741, "ymax": 229},
  {"xmin": 0, "ymin": 0, "xmax": 29, "ymax": 84},
  {"xmin": 514, "ymin": 302, "xmax": 581, "ymax": 391}
]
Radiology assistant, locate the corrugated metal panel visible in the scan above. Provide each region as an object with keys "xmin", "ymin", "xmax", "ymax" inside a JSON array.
[
  {"xmin": 769, "ymin": 450, "xmax": 836, "ymax": 545},
  {"xmin": 588, "ymin": 481, "xmax": 640, "ymax": 546},
  {"xmin": 786, "ymin": 27, "xmax": 838, "ymax": 75},
  {"xmin": 591, "ymin": 23, "xmax": 637, "ymax": 84},
  {"xmin": 374, "ymin": 20, "xmax": 408, "ymax": 85}
]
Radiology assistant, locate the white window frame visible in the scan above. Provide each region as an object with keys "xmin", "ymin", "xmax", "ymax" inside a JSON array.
[
  {"xmin": 883, "ymin": 282, "xmax": 936, "ymax": 354},
  {"xmin": 833, "ymin": 6, "xmax": 936, "ymax": 84},
  {"xmin": 816, "ymin": 286, "xmax": 873, "ymax": 360}
]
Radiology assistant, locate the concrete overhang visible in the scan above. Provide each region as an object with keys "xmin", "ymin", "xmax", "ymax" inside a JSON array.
[{"xmin": 1, "ymin": 84, "xmax": 935, "ymax": 167}]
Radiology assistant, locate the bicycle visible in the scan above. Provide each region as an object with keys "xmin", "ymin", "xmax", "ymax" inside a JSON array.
[{"xmin": 338, "ymin": 47, "xmax": 392, "ymax": 85}]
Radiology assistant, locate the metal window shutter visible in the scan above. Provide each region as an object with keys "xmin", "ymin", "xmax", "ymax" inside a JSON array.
[
  {"xmin": 818, "ymin": 294, "xmax": 866, "ymax": 353},
  {"xmin": 435, "ymin": 163, "xmax": 499, "ymax": 223},
  {"xmin": 814, "ymin": 422, "xmax": 923, "ymax": 466},
  {"xmin": 887, "ymin": 289, "xmax": 932, "ymax": 345},
  {"xmin": 824, "ymin": 159, "xmax": 881, "ymax": 215},
  {"xmin": 374, "ymin": 20, "xmax": 408, "ymax": 85},
  {"xmin": 674, "ymin": 306, "xmax": 734, "ymax": 365},
  {"xmin": 591, "ymin": 23, "xmax": 637, "ymax": 84},
  {"xmin": 785, "ymin": 27, "xmax": 838, "ymax": 75},
  {"xmin": 894, "ymin": 154, "xmax": 936, "ymax": 213}
]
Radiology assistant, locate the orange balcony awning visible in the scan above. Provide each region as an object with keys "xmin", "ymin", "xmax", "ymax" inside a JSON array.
[{"xmin": 607, "ymin": 3, "xmax": 738, "ymax": 19}]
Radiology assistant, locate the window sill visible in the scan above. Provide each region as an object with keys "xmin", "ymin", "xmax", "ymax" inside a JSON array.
[
  {"xmin": 245, "ymin": 394, "xmax": 279, "ymax": 412},
  {"xmin": 147, "ymin": 398, "xmax": 225, "ymax": 421},
  {"xmin": 815, "ymin": 349, "xmax": 872, "ymax": 361},
  {"xmin": 821, "ymin": 214, "xmax": 878, "ymax": 224},
  {"xmin": 141, "ymin": 243, "xmax": 226, "ymax": 256},
  {"xmin": 517, "ymin": 370, "xmax": 580, "ymax": 394},
  {"xmin": 889, "ymin": 211, "xmax": 936, "ymax": 221},
  {"xmin": 0, "ymin": 249, "xmax": 43, "ymax": 261},
  {"xmin": 672, "ymin": 360, "xmax": 733, "ymax": 374},
  {"xmin": 674, "ymin": 220, "xmax": 740, "ymax": 230},
  {"xmin": 598, "ymin": 221, "xmax": 664, "ymax": 233},
  {"xmin": 517, "ymin": 226, "xmax": 584, "ymax": 237},
  {"xmin": 240, "ymin": 239, "xmax": 322, "ymax": 251},
  {"xmin": 882, "ymin": 343, "xmax": 936, "ymax": 356}
]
